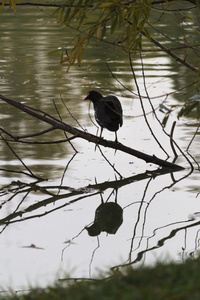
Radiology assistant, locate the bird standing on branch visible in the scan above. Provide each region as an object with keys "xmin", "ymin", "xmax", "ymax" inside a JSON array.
[{"xmin": 85, "ymin": 90, "xmax": 123, "ymax": 142}]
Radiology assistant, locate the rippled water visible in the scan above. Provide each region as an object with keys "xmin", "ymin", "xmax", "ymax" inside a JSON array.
[{"xmin": 0, "ymin": 3, "xmax": 200, "ymax": 292}]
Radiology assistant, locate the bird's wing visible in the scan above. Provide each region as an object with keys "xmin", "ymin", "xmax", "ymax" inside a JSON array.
[{"xmin": 103, "ymin": 96, "xmax": 123, "ymax": 125}]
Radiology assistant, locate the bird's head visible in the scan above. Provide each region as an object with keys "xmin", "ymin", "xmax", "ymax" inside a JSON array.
[{"xmin": 84, "ymin": 90, "xmax": 103, "ymax": 102}]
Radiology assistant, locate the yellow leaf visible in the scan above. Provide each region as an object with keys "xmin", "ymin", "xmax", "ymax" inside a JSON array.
[
  {"xmin": 97, "ymin": 24, "xmax": 102, "ymax": 43},
  {"xmin": 8, "ymin": 0, "xmax": 21, "ymax": 13},
  {"xmin": 60, "ymin": 56, "xmax": 70, "ymax": 64},
  {"xmin": 77, "ymin": 44, "xmax": 83, "ymax": 66},
  {"xmin": 71, "ymin": 52, "xmax": 77, "ymax": 65},
  {"xmin": 0, "ymin": 0, "xmax": 6, "ymax": 12},
  {"xmin": 11, "ymin": 0, "xmax": 16, "ymax": 14},
  {"xmin": 99, "ymin": 3, "xmax": 113, "ymax": 8}
]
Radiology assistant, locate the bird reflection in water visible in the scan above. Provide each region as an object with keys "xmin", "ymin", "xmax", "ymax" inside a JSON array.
[{"xmin": 86, "ymin": 190, "xmax": 123, "ymax": 236}]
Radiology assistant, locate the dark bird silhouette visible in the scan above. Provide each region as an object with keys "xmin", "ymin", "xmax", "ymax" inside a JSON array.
[
  {"xmin": 86, "ymin": 202, "xmax": 123, "ymax": 236},
  {"xmin": 85, "ymin": 90, "xmax": 123, "ymax": 142}
]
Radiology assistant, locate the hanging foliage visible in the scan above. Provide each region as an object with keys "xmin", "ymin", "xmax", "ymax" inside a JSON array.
[{"xmin": 53, "ymin": 0, "xmax": 152, "ymax": 69}]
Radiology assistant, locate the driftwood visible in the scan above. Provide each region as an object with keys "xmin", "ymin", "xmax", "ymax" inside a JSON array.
[{"xmin": 0, "ymin": 94, "xmax": 184, "ymax": 170}]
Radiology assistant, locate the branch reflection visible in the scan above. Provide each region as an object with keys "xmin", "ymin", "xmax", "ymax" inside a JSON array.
[{"xmin": 0, "ymin": 166, "xmax": 198, "ymax": 280}]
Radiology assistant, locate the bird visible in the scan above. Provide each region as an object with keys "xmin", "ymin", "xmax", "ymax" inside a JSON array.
[{"xmin": 84, "ymin": 90, "xmax": 123, "ymax": 142}]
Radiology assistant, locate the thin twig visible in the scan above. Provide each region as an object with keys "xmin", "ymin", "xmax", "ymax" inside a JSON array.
[
  {"xmin": 0, "ymin": 126, "xmax": 78, "ymax": 144},
  {"xmin": 15, "ymin": 127, "xmax": 55, "ymax": 139},
  {"xmin": 57, "ymin": 152, "xmax": 77, "ymax": 195},
  {"xmin": 139, "ymin": 53, "xmax": 175, "ymax": 157},
  {"xmin": 2, "ymin": 136, "xmax": 78, "ymax": 144},
  {"xmin": 53, "ymin": 98, "xmax": 78, "ymax": 152},
  {"xmin": 170, "ymin": 121, "xmax": 178, "ymax": 158},
  {"xmin": 60, "ymin": 94, "xmax": 85, "ymax": 131},
  {"xmin": 97, "ymin": 145, "xmax": 123, "ymax": 179},
  {"xmin": 128, "ymin": 52, "xmax": 169, "ymax": 157},
  {"xmin": 0, "ymin": 167, "xmax": 41, "ymax": 178},
  {"xmin": 0, "ymin": 133, "xmax": 40, "ymax": 179}
]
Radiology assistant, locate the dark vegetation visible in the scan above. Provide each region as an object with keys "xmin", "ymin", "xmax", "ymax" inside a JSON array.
[{"xmin": 1, "ymin": 258, "xmax": 200, "ymax": 299}]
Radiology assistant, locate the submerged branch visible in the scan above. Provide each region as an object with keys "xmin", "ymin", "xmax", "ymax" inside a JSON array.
[{"xmin": 0, "ymin": 94, "xmax": 184, "ymax": 170}]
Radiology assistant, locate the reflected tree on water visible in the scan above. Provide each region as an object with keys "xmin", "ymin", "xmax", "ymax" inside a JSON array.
[{"xmin": 1, "ymin": 164, "xmax": 200, "ymax": 277}]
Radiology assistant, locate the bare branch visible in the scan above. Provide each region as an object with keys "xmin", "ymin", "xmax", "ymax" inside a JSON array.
[
  {"xmin": 0, "ymin": 94, "xmax": 185, "ymax": 170},
  {"xmin": 170, "ymin": 121, "xmax": 178, "ymax": 158}
]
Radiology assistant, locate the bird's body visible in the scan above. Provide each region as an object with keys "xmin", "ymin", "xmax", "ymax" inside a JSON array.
[{"xmin": 85, "ymin": 90, "xmax": 123, "ymax": 141}]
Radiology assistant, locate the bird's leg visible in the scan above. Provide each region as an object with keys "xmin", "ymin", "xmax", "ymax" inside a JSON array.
[
  {"xmin": 95, "ymin": 127, "xmax": 103, "ymax": 151},
  {"xmin": 115, "ymin": 132, "xmax": 118, "ymax": 143},
  {"xmin": 99, "ymin": 127, "xmax": 103, "ymax": 139},
  {"xmin": 114, "ymin": 188, "xmax": 118, "ymax": 203},
  {"xmin": 114, "ymin": 132, "xmax": 118, "ymax": 154},
  {"xmin": 100, "ymin": 191, "xmax": 104, "ymax": 203}
]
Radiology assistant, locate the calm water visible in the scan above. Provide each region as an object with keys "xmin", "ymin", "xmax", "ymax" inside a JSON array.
[{"xmin": 0, "ymin": 3, "xmax": 200, "ymax": 292}]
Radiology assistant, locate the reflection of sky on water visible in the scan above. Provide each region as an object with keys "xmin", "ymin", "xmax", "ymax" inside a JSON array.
[{"xmin": 0, "ymin": 4, "xmax": 200, "ymax": 293}]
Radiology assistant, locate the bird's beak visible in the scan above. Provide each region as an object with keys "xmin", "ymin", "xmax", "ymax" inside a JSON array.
[{"xmin": 84, "ymin": 92, "xmax": 90, "ymax": 100}]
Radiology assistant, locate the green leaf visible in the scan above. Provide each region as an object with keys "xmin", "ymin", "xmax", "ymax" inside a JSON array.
[
  {"xmin": 143, "ymin": 27, "xmax": 152, "ymax": 41},
  {"xmin": 63, "ymin": 8, "xmax": 71, "ymax": 23},
  {"xmin": 58, "ymin": 7, "xmax": 65, "ymax": 22},
  {"xmin": 178, "ymin": 102, "xmax": 199, "ymax": 119},
  {"xmin": 102, "ymin": 23, "xmax": 107, "ymax": 38},
  {"xmin": 162, "ymin": 113, "xmax": 170, "ymax": 128},
  {"xmin": 110, "ymin": 16, "xmax": 118, "ymax": 34},
  {"xmin": 51, "ymin": 7, "xmax": 61, "ymax": 18}
]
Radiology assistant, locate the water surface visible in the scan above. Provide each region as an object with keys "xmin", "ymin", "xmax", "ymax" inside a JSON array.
[{"xmin": 0, "ymin": 3, "xmax": 200, "ymax": 292}]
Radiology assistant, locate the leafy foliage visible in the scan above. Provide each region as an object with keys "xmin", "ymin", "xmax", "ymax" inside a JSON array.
[
  {"xmin": 178, "ymin": 95, "xmax": 200, "ymax": 119},
  {"xmin": 0, "ymin": 0, "xmax": 21, "ymax": 13},
  {"xmin": 54, "ymin": 0, "xmax": 152, "ymax": 70}
]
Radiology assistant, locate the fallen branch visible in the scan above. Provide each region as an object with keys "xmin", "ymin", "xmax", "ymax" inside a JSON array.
[{"xmin": 0, "ymin": 94, "xmax": 184, "ymax": 170}]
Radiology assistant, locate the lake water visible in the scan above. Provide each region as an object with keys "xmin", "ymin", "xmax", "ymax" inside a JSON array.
[{"xmin": 0, "ymin": 2, "xmax": 200, "ymax": 293}]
